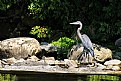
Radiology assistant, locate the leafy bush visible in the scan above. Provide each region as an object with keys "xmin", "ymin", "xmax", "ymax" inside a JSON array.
[
  {"xmin": 51, "ymin": 37, "xmax": 75, "ymax": 59},
  {"xmin": 29, "ymin": 26, "xmax": 51, "ymax": 38},
  {"xmin": 28, "ymin": 0, "xmax": 72, "ymax": 30},
  {"xmin": 28, "ymin": 0, "xmax": 121, "ymax": 48}
]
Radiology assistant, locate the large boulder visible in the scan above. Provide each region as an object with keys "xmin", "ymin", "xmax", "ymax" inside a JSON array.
[
  {"xmin": 115, "ymin": 38, "xmax": 121, "ymax": 47},
  {"xmin": 67, "ymin": 44, "xmax": 84, "ymax": 60},
  {"xmin": 40, "ymin": 42, "xmax": 57, "ymax": 59},
  {"xmin": 93, "ymin": 44, "xmax": 112, "ymax": 62},
  {"xmin": 67, "ymin": 44, "xmax": 112, "ymax": 63},
  {"xmin": 0, "ymin": 37, "xmax": 41, "ymax": 59}
]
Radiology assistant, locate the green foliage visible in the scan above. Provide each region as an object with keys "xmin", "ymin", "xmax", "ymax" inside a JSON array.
[
  {"xmin": 28, "ymin": 0, "xmax": 71, "ymax": 30},
  {"xmin": 88, "ymin": 75, "xmax": 119, "ymax": 81},
  {"xmin": 51, "ymin": 37, "xmax": 75, "ymax": 48},
  {"xmin": 1, "ymin": 0, "xmax": 121, "ymax": 50},
  {"xmin": 0, "ymin": 0, "xmax": 18, "ymax": 10},
  {"xmin": 28, "ymin": 0, "xmax": 63, "ymax": 20},
  {"xmin": 28, "ymin": 0, "xmax": 121, "ymax": 48},
  {"xmin": 30, "ymin": 26, "xmax": 51, "ymax": 38},
  {"xmin": 87, "ymin": 1, "xmax": 121, "ymax": 45},
  {"xmin": 0, "ymin": 74, "xmax": 16, "ymax": 81},
  {"xmin": 0, "ymin": 1, "xmax": 8, "ymax": 10},
  {"xmin": 51, "ymin": 37, "xmax": 75, "ymax": 57}
]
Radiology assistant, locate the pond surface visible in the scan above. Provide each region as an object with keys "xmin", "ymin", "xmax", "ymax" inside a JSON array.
[{"xmin": 0, "ymin": 73, "xmax": 121, "ymax": 81}]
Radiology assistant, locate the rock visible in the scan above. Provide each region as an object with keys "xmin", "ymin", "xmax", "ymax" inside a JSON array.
[
  {"xmin": 42, "ymin": 56, "xmax": 55, "ymax": 61},
  {"xmin": 40, "ymin": 42, "xmax": 57, "ymax": 59},
  {"xmin": 64, "ymin": 59, "xmax": 78, "ymax": 68},
  {"xmin": 115, "ymin": 38, "xmax": 121, "ymax": 47},
  {"xmin": 67, "ymin": 43, "xmax": 112, "ymax": 63},
  {"xmin": 16, "ymin": 58, "xmax": 25, "ymax": 63},
  {"xmin": 112, "ymin": 66, "xmax": 120, "ymax": 71},
  {"xmin": 12, "ymin": 60, "xmax": 46, "ymax": 66},
  {"xmin": 104, "ymin": 59, "xmax": 121, "ymax": 71},
  {"xmin": 2, "ymin": 57, "xmax": 16, "ymax": 65},
  {"xmin": 96, "ymin": 63, "xmax": 106, "ymax": 70},
  {"xmin": 94, "ymin": 44, "xmax": 112, "ymax": 62},
  {"xmin": 68, "ymin": 67, "xmax": 78, "ymax": 72},
  {"xmin": 104, "ymin": 59, "xmax": 121, "ymax": 66},
  {"xmin": 42, "ymin": 56, "xmax": 55, "ymax": 65},
  {"xmin": 54, "ymin": 60, "xmax": 66, "ymax": 67},
  {"xmin": 41, "ymin": 42, "xmax": 57, "ymax": 52},
  {"xmin": 27, "ymin": 56, "xmax": 40, "ymax": 61},
  {"xmin": 0, "ymin": 37, "xmax": 41, "ymax": 59},
  {"xmin": 44, "ymin": 60, "xmax": 55, "ymax": 65},
  {"xmin": 67, "ymin": 44, "xmax": 84, "ymax": 60}
]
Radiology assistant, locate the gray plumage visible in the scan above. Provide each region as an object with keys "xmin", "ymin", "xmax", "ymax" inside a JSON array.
[{"xmin": 70, "ymin": 21, "xmax": 94, "ymax": 58}]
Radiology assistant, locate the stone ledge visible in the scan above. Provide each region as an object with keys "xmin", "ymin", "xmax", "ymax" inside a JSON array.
[{"xmin": 1, "ymin": 66, "xmax": 121, "ymax": 75}]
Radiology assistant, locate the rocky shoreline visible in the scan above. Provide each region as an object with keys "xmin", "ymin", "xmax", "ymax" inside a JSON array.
[
  {"xmin": 1, "ymin": 64, "xmax": 121, "ymax": 75},
  {"xmin": 0, "ymin": 37, "xmax": 121, "ymax": 75},
  {"xmin": 0, "ymin": 56, "xmax": 121, "ymax": 75}
]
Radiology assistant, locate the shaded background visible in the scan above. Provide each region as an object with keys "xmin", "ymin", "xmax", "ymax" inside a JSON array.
[{"xmin": 0, "ymin": 0, "xmax": 121, "ymax": 50}]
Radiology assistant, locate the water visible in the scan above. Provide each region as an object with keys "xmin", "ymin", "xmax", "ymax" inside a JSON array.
[{"xmin": 0, "ymin": 73, "xmax": 121, "ymax": 81}]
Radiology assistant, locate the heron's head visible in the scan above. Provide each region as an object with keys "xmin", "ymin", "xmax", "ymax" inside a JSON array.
[
  {"xmin": 70, "ymin": 21, "xmax": 82, "ymax": 29},
  {"xmin": 70, "ymin": 21, "xmax": 82, "ymax": 25}
]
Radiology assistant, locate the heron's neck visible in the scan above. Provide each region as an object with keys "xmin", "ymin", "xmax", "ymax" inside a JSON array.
[{"xmin": 77, "ymin": 28, "xmax": 82, "ymax": 39}]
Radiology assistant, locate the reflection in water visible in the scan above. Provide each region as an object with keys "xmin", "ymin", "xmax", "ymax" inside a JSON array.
[
  {"xmin": 0, "ymin": 74, "xmax": 16, "ymax": 81},
  {"xmin": 16, "ymin": 73, "xmax": 80, "ymax": 81},
  {"xmin": 0, "ymin": 73, "xmax": 121, "ymax": 81}
]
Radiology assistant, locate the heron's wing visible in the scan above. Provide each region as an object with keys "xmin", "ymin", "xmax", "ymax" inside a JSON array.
[
  {"xmin": 82, "ymin": 34, "xmax": 92, "ymax": 46},
  {"xmin": 81, "ymin": 34, "xmax": 94, "ymax": 57}
]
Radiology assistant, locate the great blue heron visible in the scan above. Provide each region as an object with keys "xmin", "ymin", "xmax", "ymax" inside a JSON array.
[{"xmin": 70, "ymin": 21, "xmax": 95, "ymax": 63}]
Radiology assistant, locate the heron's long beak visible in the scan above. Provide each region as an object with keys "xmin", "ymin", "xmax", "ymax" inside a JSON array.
[{"xmin": 70, "ymin": 21, "xmax": 79, "ymax": 25}]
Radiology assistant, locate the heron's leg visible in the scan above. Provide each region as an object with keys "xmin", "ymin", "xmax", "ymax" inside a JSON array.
[
  {"xmin": 85, "ymin": 49, "xmax": 93, "ymax": 63},
  {"xmin": 83, "ymin": 50, "xmax": 87, "ymax": 63},
  {"xmin": 87, "ymin": 52, "xmax": 90, "ymax": 63},
  {"xmin": 77, "ymin": 48, "xmax": 90, "ymax": 64},
  {"xmin": 77, "ymin": 49, "xmax": 86, "ymax": 63},
  {"xmin": 87, "ymin": 53, "xmax": 97, "ymax": 67},
  {"xmin": 77, "ymin": 51, "xmax": 83, "ymax": 62},
  {"xmin": 82, "ymin": 48, "xmax": 91, "ymax": 63}
]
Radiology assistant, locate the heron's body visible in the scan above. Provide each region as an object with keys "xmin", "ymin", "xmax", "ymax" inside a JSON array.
[{"xmin": 70, "ymin": 21, "xmax": 95, "ymax": 62}]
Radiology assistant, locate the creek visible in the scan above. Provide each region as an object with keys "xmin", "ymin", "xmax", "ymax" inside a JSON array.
[{"xmin": 0, "ymin": 73, "xmax": 121, "ymax": 81}]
